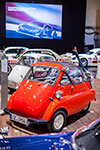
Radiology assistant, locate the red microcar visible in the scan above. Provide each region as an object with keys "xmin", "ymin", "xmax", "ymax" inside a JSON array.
[{"xmin": 5, "ymin": 61, "xmax": 95, "ymax": 132}]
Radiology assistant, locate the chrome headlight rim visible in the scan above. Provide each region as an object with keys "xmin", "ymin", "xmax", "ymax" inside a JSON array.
[{"xmin": 55, "ymin": 90, "xmax": 62, "ymax": 99}]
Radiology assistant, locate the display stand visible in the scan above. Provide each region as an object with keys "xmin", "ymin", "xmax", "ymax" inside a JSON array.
[
  {"xmin": 0, "ymin": 55, "xmax": 8, "ymax": 115},
  {"xmin": 96, "ymin": 62, "xmax": 100, "ymax": 80}
]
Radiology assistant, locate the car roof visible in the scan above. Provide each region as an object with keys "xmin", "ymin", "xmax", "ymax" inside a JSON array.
[
  {"xmin": 23, "ymin": 53, "xmax": 55, "ymax": 59},
  {"xmin": 32, "ymin": 61, "xmax": 73, "ymax": 70},
  {"xmin": 90, "ymin": 48, "xmax": 100, "ymax": 52},
  {"xmin": 22, "ymin": 48, "xmax": 60, "ymax": 57},
  {"xmin": 4, "ymin": 47, "xmax": 28, "ymax": 50},
  {"xmin": 55, "ymin": 61, "xmax": 70, "ymax": 67}
]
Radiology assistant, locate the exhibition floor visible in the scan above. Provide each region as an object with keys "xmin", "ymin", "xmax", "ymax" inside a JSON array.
[{"xmin": 0, "ymin": 78, "xmax": 100, "ymax": 137}]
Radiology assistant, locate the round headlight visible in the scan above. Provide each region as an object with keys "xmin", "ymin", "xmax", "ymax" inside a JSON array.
[{"xmin": 56, "ymin": 90, "xmax": 62, "ymax": 99}]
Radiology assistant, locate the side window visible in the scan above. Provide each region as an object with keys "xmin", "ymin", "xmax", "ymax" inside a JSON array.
[
  {"xmin": 13, "ymin": 49, "xmax": 18, "ymax": 53},
  {"xmin": 60, "ymin": 73, "xmax": 71, "ymax": 86},
  {"xmin": 17, "ymin": 48, "xmax": 24, "ymax": 55},
  {"xmin": 66, "ymin": 66, "xmax": 83, "ymax": 84},
  {"xmin": 6, "ymin": 49, "xmax": 13, "ymax": 54},
  {"xmin": 6, "ymin": 49, "xmax": 17, "ymax": 54},
  {"xmin": 96, "ymin": 51, "xmax": 100, "ymax": 55},
  {"xmin": 40, "ymin": 56, "xmax": 55, "ymax": 61}
]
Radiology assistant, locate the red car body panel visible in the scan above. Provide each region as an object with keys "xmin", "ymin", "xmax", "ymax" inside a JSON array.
[
  {"xmin": 6, "ymin": 62, "xmax": 95, "ymax": 122},
  {"xmin": 41, "ymin": 87, "xmax": 95, "ymax": 121},
  {"xmin": 7, "ymin": 80, "xmax": 58, "ymax": 119}
]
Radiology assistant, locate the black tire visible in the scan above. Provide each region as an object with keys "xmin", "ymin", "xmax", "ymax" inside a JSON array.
[
  {"xmin": 8, "ymin": 87, "xmax": 15, "ymax": 93},
  {"xmin": 8, "ymin": 64, "xmax": 12, "ymax": 75},
  {"xmin": 47, "ymin": 110, "xmax": 67, "ymax": 133},
  {"xmin": 80, "ymin": 58, "xmax": 88, "ymax": 67},
  {"xmin": 81, "ymin": 103, "xmax": 90, "ymax": 114}
]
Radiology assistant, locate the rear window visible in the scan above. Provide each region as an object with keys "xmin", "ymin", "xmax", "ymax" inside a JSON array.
[
  {"xmin": 86, "ymin": 51, "xmax": 94, "ymax": 55},
  {"xmin": 5, "ymin": 48, "xmax": 25, "ymax": 55}
]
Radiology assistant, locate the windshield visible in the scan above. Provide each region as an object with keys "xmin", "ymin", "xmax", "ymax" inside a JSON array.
[
  {"xmin": 13, "ymin": 48, "xmax": 26, "ymax": 58},
  {"xmin": 72, "ymin": 119, "xmax": 100, "ymax": 150},
  {"xmin": 25, "ymin": 65, "xmax": 59, "ymax": 85},
  {"xmin": 17, "ymin": 56, "xmax": 35, "ymax": 66},
  {"xmin": 86, "ymin": 51, "xmax": 94, "ymax": 55}
]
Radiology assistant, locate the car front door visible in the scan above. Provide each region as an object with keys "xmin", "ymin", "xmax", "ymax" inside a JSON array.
[
  {"xmin": 66, "ymin": 66, "xmax": 91, "ymax": 114},
  {"xmin": 57, "ymin": 66, "xmax": 91, "ymax": 116},
  {"xmin": 96, "ymin": 51, "xmax": 100, "ymax": 62}
]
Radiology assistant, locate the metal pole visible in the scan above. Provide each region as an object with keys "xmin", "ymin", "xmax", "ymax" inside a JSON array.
[{"xmin": 0, "ymin": 55, "xmax": 8, "ymax": 114}]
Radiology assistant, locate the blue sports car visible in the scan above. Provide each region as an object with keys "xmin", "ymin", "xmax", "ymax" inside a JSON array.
[{"xmin": 0, "ymin": 117, "xmax": 100, "ymax": 150}]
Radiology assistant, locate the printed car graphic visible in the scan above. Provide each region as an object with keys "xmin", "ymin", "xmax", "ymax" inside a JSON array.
[{"xmin": 17, "ymin": 23, "xmax": 61, "ymax": 39}]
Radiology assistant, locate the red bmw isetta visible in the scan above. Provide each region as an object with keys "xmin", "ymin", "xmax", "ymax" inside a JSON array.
[{"xmin": 5, "ymin": 62, "xmax": 95, "ymax": 132}]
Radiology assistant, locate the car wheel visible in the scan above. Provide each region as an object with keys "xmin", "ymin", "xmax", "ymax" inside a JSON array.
[
  {"xmin": 81, "ymin": 103, "xmax": 90, "ymax": 114},
  {"xmin": 8, "ymin": 87, "xmax": 15, "ymax": 93},
  {"xmin": 8, "ymin": 64, "xmax": 12, "ymax": 75},
  {"xmin": 47, "ymin": 110, "xmax": 67, "ymax": 132},
  {"xmin": 80, "ymin": 58, "xmax": 88, "ymax": 67}
]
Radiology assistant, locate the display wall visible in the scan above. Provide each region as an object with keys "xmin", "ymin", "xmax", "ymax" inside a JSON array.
[
  {"xmin": 6, "ymin": 2, "xmax": 62, "ymax": 39},
  {"xmin": 0, "ymin": 0, "xmax": 86, "ymax": 54}
]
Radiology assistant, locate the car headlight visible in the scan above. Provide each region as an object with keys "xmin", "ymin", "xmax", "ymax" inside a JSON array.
[{"xmin": 55, "ymin": 90, "xmax": 62, "ymax": 99}]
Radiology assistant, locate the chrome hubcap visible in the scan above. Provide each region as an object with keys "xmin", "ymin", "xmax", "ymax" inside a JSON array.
[
  {"xmin": 81, "ymin": 59, "xmax": 87, "ymax": 66},
  {"xmin": 54, "ymin": 114, "xmax": 64, "ymax": 129}
]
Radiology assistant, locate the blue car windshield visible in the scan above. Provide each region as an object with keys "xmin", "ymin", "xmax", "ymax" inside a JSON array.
[
  {"xmin": 72, "ymin": 119, "xmax": 100, "ymax": 150},
  {"xmin": 26, "ymin": 65, "xmax": 59, "ymax": 85}
]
